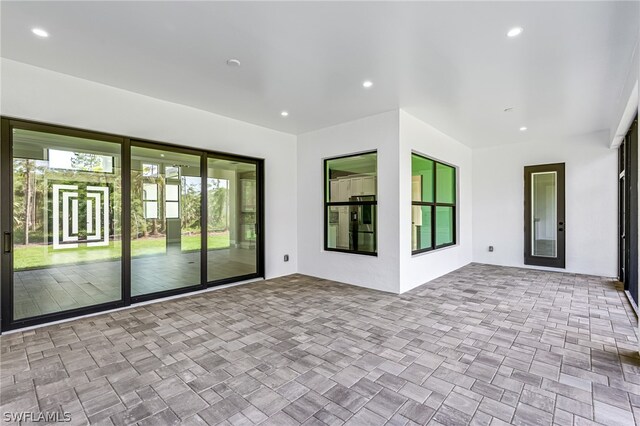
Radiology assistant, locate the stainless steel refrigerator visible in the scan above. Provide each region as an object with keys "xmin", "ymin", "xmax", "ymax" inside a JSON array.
[{"xmin": 349, "ymin": 195, "xmax": 376, "ymax": 252}]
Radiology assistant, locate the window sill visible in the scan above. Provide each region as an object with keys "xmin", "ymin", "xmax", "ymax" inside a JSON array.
[
  {"xmin": 411, "ymin": 242, "xmax": 458, "ymax": 257},
  {"xmin": 324, "ymin": 247, "xmax": 378, "ymax": 257}
]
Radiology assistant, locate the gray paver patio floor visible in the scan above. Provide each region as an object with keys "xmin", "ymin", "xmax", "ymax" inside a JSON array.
[{"xmin": 1, "ymin": 263, "xmax": 639, "ymax": 425}]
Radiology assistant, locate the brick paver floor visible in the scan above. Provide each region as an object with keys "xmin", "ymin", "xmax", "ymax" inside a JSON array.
[{"xmin": 1, "ymin": 263, "xmax": 639, "ymax": 425}]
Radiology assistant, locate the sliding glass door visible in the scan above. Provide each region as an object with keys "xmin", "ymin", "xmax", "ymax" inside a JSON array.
[
  {"xmin": 207, "ymin": 157, "xmax": 259, "ymax": 282},
  {"xmin": 130, "ymin": 144, "xmax": 203, "ymax": 298},
  {"xmin": 1, "ymin": 118, "xmax": 264, "ymax": 331},
  {"xmin": 7, "ymin": 125, "xmax": 123, "ymax": 321}
]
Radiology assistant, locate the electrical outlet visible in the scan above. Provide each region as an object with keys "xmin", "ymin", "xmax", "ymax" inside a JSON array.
[
  {"xmin": 284, "ymin": 254, "xmax": 289, "ymax": 262},
  {"xmin": 488, "ymin": 246, "xmax": 494, "ymax": 252}
]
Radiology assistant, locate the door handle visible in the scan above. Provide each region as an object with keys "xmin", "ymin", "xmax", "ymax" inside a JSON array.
[{"xmin": 3, "ymin": 232, "xmax": 11, "ymax": 254}]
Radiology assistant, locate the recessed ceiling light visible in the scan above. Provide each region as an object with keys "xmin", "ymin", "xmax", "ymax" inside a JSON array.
[
  {"xmin": 507, "ymin": 27, "xmax": 524, "ymax": 38},
  {"xmin": 362, "ymin": 80, "xmax": 373, "ymax": 88},
  {"xmin": 519, "ymin": 126, "xmax": 528, "ymax": 131},
  {"xmin": 31, "ymin": 28, "xmax": 49, "ymax": 38},
  {"xmin": 226, "ymin": 58, "xmax": 241, "ymax": 67},
  {"xmin": 281, "ymin": 111, "xmax": 289, "ymax": 117}
]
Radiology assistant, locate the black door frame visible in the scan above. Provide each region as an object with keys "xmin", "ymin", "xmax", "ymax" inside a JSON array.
[
  {"xmin": 620, "ymin": 116, "xmax": 638, "ymax": 311},
  {"xmin": 524, "ymin": 163, "xmax": 566, "ymax": 268},
  {"xmin": 204, "ymin": 152, "xmax": 265, "ymax": 288},
  {"xmin": 128, "ymin": 139, "xmax": 207, "ymax": 304},
  {"xmin": 0, "ymin": 117, "xmax": 265, "ymax": 332}
]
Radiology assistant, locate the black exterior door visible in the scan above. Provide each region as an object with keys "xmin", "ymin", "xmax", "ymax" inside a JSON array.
[
  {"xmin": 524, "ymin": 163, "xmax": 566, "ymax": 268},
  {"xmin": 620, "ymin": 116, "xmax": 638, "ymax": 308}
]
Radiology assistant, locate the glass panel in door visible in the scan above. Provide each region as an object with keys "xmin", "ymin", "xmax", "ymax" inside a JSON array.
[
  {"xmin": 207, "ymin": 157, "xmax": 258, "ymax": 282},
  {"xmin": 131, "ymin": 146, "xmax": 201, "ymax": 296},
  {"xmin": 531, "ymin": 172, "xmax": 557, "ymax": 257},
  {"xmin": 12, "ymin": 129, "xmax": 122, "ymax": 320}
]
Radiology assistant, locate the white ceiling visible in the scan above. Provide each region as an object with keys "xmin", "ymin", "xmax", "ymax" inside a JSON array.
[{"xmin": 1, "ymin": 1, "xmax": 638, "ymax": 148}]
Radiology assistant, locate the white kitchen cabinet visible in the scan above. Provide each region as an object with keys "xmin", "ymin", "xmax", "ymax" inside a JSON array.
[
  {"xmin": 330, "ymin": 180, "xmax": 340, "ymax": 202},
  {"xmin": 411, "ymin": 175, "xmax": 421, "ymax": 200},
  {"xmin": 351, "ymin": 177, "xmax": 363, "ymax": 196},
  {"xmin": 328, "ymin": 224, "xmax": 338, "ymax": 247},
  {"xmin": 330, "ymin": 176, "xmax": 375, "ymax": 202},
  {"xmin": 362, "ymin": 176, "xmax": 376, "ymax": 195},
  {"xmin": 338, "ymin": 179, "xmax": 351, "ymax": 202}
]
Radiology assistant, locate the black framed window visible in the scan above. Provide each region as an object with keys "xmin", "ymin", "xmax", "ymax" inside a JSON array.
[
  {"xmin": 324, "ymin": 151, "xmax": 377, "ymax": 255},
  {"xmin": 411, "ymin": 153, "xmax": 456, "ymax": 254}
]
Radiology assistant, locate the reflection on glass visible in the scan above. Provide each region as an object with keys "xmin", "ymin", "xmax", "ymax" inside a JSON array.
[
  {"xmin": 412, "ymin": 206, "xmax": 432, "ymax": 251},
  {"xmin": 131, "ymin": 146, "xmax": 201, "ymax": 296},
  {"xmin": 142, "ymin": 163, "xmax": 158, "ymax": 177},
  {"xmin": 436, "ymin": 163, "xmax": 455, "ymax": 204},
  {"xmin": 435, "ymin": 206, "xmax": 454, "ymax": 246},
  {"xmin": 207, "ymin": 158, "xmax": 258, "ymax": 281},
  {"xmin": 532, "ymin": 172, "xmax": 557, "ymax": 257},
  {"xmin": 12, "ymin": 129, "xmax": 122, "ymax": 320},
  {"xmin": 344, "ymin": 205, "xmax": 376, "ymax": 253},
  {"xmin": 411, "ymin": 156, "xmax": 433, "ymax": 202},
  {"xmin": 325, "ymin": 152, "xmax": 377, "ymax": 253}
]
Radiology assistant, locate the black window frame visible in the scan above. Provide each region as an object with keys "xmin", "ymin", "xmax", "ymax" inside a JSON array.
[
  {"xmin": 142, "ymin": 181, "xmax": 159, "ymax": 220},
  {"xmin": 323, "ymin": 151, "xmax": 378, "ymax": 256},
  {"xmin": 411, "ymin": 152, "xmax": 457, "ymax": 255}
]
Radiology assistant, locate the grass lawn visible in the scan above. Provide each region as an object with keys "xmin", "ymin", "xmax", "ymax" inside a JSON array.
[{"xmin": 14, "ymin": 234, "xmax": 230, "ymax": 270}]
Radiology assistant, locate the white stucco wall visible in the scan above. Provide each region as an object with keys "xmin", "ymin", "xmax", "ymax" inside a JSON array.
[
  {"xmin": 398, "ymin": 110, "xmax": 473, "ymax": 293},
  {"xmin": 0, "ymin": 58, "xmax": 298, "ymax": 280},
  {"xmin": 472, "ymin": 133, "xmax": 618, "ymax": 277},
  {"xmin": 297, "ymin": 111, "xmax": 401, "ymax": 293}
]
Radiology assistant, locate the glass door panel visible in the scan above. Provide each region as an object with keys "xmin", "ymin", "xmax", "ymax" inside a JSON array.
[
  {"xmin": 207, "ymin": 157, "xmax": 258, "ymax": 282},
  {"xmin": 12, "ymin": 128, "xmax": 122, "ymax": 320},
  {"xmin": 531, "ymin": 172, "xmax": 557, "ymax": 257},
  {"xmin": 131, "ymin": 145, "xmax": 201, "ymax": 296}
]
